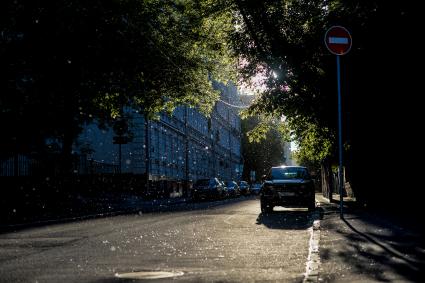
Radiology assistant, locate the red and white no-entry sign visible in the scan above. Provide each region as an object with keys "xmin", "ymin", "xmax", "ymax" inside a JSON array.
[{"xmin": 324, "ymin": 26, "xmax": 352, "ymax": 55}]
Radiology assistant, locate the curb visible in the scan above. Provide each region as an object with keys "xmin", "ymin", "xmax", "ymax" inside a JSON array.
[{"xmin": 303, "ymin": 199, "xmax": 323, "ymax": 283}]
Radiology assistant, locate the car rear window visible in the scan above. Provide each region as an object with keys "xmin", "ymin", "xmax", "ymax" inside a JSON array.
[{"xmin": 271, "ymin": 167, "xmax": 309, "ymax": 180}]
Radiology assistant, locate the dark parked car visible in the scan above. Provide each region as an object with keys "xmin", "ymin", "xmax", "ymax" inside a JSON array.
[
  {"xmin": 238, "ymin": 181, "xmax": 250, "ymax": 195},
  {"xmin": 225, "ymin": 181, "xmax": 240, "ymax": 197},
  {"xmin": 218, "ymin": 179, "xmax": 229, "ymax": 198},
  {"xmin": 192, "ymin": 178, "xmax": 225, "ymax": 200},
  {"xmin": 260, "ymin": 166, "xmax": 315, "ymax": 213},
  {"xmin": 250, "ymin": 183, "xmax": 262, "ymax": 195}
]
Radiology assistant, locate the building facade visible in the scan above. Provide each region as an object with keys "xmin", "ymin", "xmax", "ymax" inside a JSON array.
[{"xmin": 76, "ymin": 82, "xmax": 242, "ymax": 196}]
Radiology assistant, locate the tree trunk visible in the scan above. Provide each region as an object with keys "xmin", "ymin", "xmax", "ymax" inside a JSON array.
[
  {"xmin": 321, "ymin": 159, "xmax": 333, "ymax": 201},
  {"xmin": 61, "ymin": 128, "xmax": 74, "ymax": 176}
]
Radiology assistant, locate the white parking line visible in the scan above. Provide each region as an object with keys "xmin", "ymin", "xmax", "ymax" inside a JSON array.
[{"xmin": 224, "ymin": 215, "xmax": 235, "ymax": 225}]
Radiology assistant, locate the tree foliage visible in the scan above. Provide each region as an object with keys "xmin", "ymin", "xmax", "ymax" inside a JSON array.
[
  {"xmin": 0, "ymin": 0, "xmax": 237, "ymax": 157},
  {"xmin": 241, "ymin": 115, "xmax": 289, "ymax": 182},
  {"xmin": 229, "ymin": 0, "xmax": 422, "ymax": 208},
  {"xmin": 229, "ymin": 0, "xmax": 338, "ymax": 165},
  {"xmin": 229, "ymin": 1, "xmax": 420, "ymax": 163}
]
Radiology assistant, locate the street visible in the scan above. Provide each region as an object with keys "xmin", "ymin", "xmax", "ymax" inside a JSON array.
[
  {"xmin": 0, "ymin": 197, "xmax": 319, "ymax": 283},
  {"xmin": 2, "ymin": 2, "xmax": 424, "ymax": 282}
]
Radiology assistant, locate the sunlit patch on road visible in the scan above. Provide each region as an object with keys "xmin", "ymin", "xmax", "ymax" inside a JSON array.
[
  {"xmin": 273, "ymin": 207, "xmax": 309, "ymax": 212},
  {"xmin": 114, "ymin": 270, "xmax": 184, "ymax": 280}
]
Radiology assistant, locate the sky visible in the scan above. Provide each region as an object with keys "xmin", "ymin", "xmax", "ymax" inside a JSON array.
[{"xmin": 290, "ymin": 141, "xmax": 298, "ymax": 152}]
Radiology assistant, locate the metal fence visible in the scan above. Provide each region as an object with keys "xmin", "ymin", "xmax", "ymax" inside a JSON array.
[
  {"xmin": 0, "ymin": 155, "xmax": 41, "ymax": 176},
  {"xmin": 0, "ymin": 154, "xmax": 119, "ymax": 176},
  {"xmin": 86, "ymin": 159, "xmax": 120, "ymax": 174}
]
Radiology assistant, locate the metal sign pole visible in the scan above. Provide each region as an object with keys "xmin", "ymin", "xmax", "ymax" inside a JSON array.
[
  {"xmin": 324, "ymin": 25, "xmax": 351, "ymax": 219},
  {"xmin": 336, "ymin": 55, "xmax": 344, "ymax": 219}
]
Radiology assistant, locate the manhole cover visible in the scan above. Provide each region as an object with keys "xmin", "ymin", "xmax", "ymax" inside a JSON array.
[{"xmin": 115, "ymin": 271, "xmax": 184, "ymax": 280}]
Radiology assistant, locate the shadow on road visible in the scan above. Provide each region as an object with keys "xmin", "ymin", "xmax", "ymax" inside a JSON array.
[
  {"xmin": 256, "ymin": 207, "xmax": 323, "ymax": 230},
  {"xmin": 0, "ymin": 195, "xmax": 256, "ymax": 234}
]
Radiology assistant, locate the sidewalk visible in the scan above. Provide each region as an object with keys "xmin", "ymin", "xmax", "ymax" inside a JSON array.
[{"xmin": 316, "ymin": 194, "xmax": 425, "ymax": 282}]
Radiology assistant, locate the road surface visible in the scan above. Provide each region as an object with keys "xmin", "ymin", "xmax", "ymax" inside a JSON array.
[{"xmin": 0, "ymin": 197, "xmax": 319, "ymax": 282}]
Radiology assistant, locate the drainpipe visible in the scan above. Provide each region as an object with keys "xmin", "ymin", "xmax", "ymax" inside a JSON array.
[
  {"xmin": 144, "ymin": 113, "xmax": 150, "ymax": 194},
  {"xmin": 184, "ymin": 106, "xmax": 190, "ymax": 195}
]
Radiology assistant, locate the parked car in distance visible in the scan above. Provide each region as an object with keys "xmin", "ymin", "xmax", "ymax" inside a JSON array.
[
  {"xmin": 250, "ymin": 183, "xmax": 262, "ymax": 195},
  {"xmin": 238, "ymin": 181, "xmax": 250, "ymax": 195},
  {"xmin": 218, "ymin": 179, "xmax": 229, "ymax": 198},
  {"xmin": 260, "ymin": 166, "xmax": 315, "ymax": 213},
  {"xmin": 192, "ymin": 178, "xmax": 225, "ymax": 201},
  {"xmin": 225, "ymin": 181, "xmax": 240, "ymax": 197}
]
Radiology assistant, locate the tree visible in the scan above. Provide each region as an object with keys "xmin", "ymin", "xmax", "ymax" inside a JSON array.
[
  {"xmin": 0, "ymin": 0, "xmax": 237, "ymax": 172},
  {"xmin": 228, "ymin": 0, "xmax": 423, "ymax": 210},
  {"xmin": 230, "ymin": 0, "xmax": 337, "ymax": 162},
  {"xmin": 241, "ymin": 114, "xmax": 288, "ymax": 182}
]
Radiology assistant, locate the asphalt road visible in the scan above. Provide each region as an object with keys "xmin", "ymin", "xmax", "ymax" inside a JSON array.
[{"xmin": 0, "ymin": 197, "xmax": 319, "ymax": 282}]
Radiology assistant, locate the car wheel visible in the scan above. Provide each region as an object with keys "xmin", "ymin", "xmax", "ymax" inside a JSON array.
[{"xmin": 261, "ymin": 200, "xmax": 273, "ymax": 213}]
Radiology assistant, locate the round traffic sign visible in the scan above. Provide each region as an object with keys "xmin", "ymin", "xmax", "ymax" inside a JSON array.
[{"xmin": 324, "ymin": 26, "xmax": 352, "ymax": 55}]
